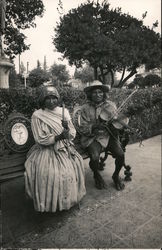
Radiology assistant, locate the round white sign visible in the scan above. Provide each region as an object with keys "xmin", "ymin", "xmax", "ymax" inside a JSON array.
[{"xmin": 11, "ymin": 123, "xmax": 29, "ymax": 145}]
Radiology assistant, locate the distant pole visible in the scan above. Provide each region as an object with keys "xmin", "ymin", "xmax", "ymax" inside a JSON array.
[
  {"xmin": 43, "ymin": 55, "xmax": 47, "ymax": 71},
  {"xmin": 27, "ymin": 61, "xmax": 29, "ymax": 74},
  {"xmin": 24, "ymin": 74, "xmax": 26, "ymax": 88}
]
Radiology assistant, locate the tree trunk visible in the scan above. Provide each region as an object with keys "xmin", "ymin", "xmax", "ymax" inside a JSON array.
[
  {"xmin": 118, "ymin": 67, "xmax": 126, "ymax": 86},
  {"xmin": 99, "ymin": 66, "xmax": 105, "ymax": 84},
  {"xmin": 94, "ymin": 66, "xmax": 98, "ymax": 80},
  {"xmin": 118, "ymin": 68, "xmax": 137, "ymax": 88},
  {"xmin": 109, "ymin": 69, "xmax": 114, "ymax": 87}
]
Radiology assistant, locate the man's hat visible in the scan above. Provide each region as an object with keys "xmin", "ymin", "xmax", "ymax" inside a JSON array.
[{"xmin": 84, "ymin": 80, "xmax": 109, "ymax": 94}]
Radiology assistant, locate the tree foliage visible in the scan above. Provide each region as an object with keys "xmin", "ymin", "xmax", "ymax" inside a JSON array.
[
  {"xmin": 28, "ymin": 68, "xmax": 50, "ymax": 87},
  {"xmin": 143, "ymin": 74, "xmax": 161, "ymax": 87},
  {"xmin": 4, "ymin": 0, "xmax": 45, "ymax": 59},
  {"xmin": 133, "ymin": 74, "xmax": 145, "ymax": 88},
  {"xmin": 53, "ymin": 0, "xmax": 161, "ymax": 87},
  {"xmin": 9, "ymin": 66, "xmax": 22, "ymax": 88},
  {"xmin": 130, "ymin": 73, "xmax": 162, "ymax": 89},
  {"xmin": 74, "ymin": 64, "xmax": 94, "ymax": 83},
  {"xmin": 50, "ymin": 63, "xmax": 70, "ymax": 83}
]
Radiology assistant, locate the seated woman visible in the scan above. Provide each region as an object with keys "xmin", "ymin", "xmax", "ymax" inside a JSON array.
[{"xmin": 24, "ymin": 84, "xmax": 86, "ymax": 212}]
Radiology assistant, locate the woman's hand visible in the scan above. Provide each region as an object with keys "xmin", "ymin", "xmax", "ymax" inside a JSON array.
[
  {"xmin": 61, "ymin": 120, "xmax": 69, "ymax": 129},
  {"xmin": 61, "ymin": 128, "xmax": 69, "ymax": 139},
  {"xmin": 55, "ymin": 129, "xmax": 69, "ymax": 142}
]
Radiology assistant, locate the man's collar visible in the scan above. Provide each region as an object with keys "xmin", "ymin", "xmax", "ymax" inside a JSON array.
[{"xmin": 87, "ymin": 100, "xmax": 106, "ymax": 108}]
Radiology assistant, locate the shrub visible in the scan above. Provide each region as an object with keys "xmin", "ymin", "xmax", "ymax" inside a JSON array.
[
  {"xmin": 28, "ymin": 68, "xmax": 50, "ymax": 87},
  {"xmin": 107, "ymin": 87, "xmax": 162, "ymax": 142},
  {"xmin": 143, "ymin": 74, "xmax": 161, "ymax": 87},
  {"xmin": 0, "ymin": 86, "xmax": 161, "ymax": 143},
  {"xmin": 56, "ymin": 85, "xmax": 86, "ymax": 112},
  {"xmin": 0, "ymin": 86, "xmax": 86, "ymax": 122},
  {"xmin": 0, "ymin": 88, "xmax": 38, "ymax": 123}
]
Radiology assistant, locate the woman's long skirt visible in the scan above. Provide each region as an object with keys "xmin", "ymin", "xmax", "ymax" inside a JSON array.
[{"xmin": 24, "ymin": 144, "xmax": 86, "ymax": 212}]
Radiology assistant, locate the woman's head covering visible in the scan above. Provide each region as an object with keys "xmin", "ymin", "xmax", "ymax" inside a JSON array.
[
  {"xmin": 38, "ymin": 84, "xmax": 60, "ymax": 101},
  {"xmin": 84, "ymin": 80, "xmax": 109, "ymax": 94}
]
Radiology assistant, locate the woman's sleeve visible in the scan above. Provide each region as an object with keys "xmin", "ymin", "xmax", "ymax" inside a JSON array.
[
  {"xmin": 31, "ymin": 114, "xmax": 55, "ymax": 145},
  {"xmin": 79, "ymin": 106, "xmax": 93, "ymax": 136}
]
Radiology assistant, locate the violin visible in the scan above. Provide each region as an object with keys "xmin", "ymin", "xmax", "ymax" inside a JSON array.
[
  {"xmin": 99, "ymin": 111, "xmax": 137, "ymax": 134},
  {"xmin": 99, "ymin": 90, "xmax": 138, "ymax": 133},
  {"xmin": 111, "ymin": 114, "xmax": 129, "ymax": 130},
  {"xmin": 99, "ymin": 107, "xmax": 129, "ymax": 129}
]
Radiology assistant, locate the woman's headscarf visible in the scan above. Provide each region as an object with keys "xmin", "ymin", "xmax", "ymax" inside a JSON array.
[{"xmin": 38, "ymin": 84, "xmax": 60, "ymax": 101}]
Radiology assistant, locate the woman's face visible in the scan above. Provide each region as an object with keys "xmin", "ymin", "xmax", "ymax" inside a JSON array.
[
  {"xmin": 91, "ymin": 88, "xmax": 104, "ymax": 104},
  {"xmin": 44, "ymin": 95, "xmax": 58, "ymax": 110}
]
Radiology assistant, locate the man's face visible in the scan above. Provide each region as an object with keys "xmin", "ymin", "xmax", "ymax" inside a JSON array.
[{"xmin": 91, "ymin": 88, "xmax": 104, "ymax": 104}]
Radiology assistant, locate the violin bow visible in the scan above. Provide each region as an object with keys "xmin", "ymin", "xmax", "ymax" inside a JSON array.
[
  {"xmin": 116, "ymin": 89, "xmax": 138, "ymax": 114},
  {"xmin": 108, "ymin": 89, "xmax": 138, "ymax": 124},
  {"xmin": 115, "ymin": 89, "xmax": 143, "ymax": 140}
]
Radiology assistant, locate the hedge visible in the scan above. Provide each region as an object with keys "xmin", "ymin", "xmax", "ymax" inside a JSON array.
[
  {"xmin": 107, "ymin": 88, "xmax": 162, "ymax": 142},
  {"xmin": 0, "ymin": 86, "xmax": 161, "ymax": 143}
]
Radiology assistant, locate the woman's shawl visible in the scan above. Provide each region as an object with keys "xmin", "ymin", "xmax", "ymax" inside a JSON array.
[{"xmin": 31, "ymin": 107, "xmax": 76, "ymax": 151}]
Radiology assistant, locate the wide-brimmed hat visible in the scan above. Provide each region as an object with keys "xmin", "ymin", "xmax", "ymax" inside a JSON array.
[
  {"xmin": 38, "ymin": 84, "xmax": 60, "ymax": 101},
  {"xmin": 84, "ymin": 80, "xmax": 109, "ymax": 94}
]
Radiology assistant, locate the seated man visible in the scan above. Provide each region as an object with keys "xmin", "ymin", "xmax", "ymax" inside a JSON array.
[{"xmin": 79, "ymin": 80, "xmax": 127, "ymax": 190}]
